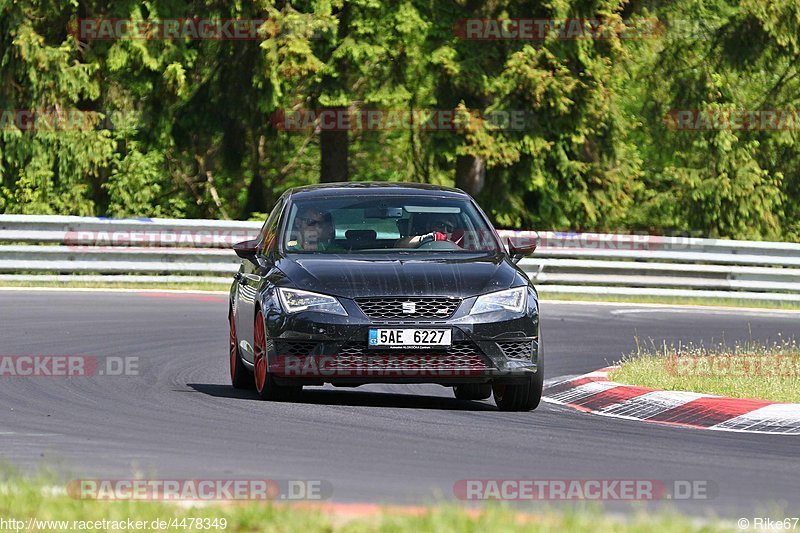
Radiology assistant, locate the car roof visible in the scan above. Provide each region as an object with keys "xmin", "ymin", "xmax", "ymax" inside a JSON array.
[{"xmin": 286, "ymin": 182, "xmax": 470, "ymax": 199}]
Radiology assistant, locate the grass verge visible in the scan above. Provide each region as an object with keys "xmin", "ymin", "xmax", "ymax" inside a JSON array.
[
  {"xmin": 540, "ymin": 291, "xmax": 800, "ymax": 311},
  {"xmin": 610, "ymin": 337, "xmax": 800, "ymax": 403},
  {"xmin": 0, "ymin": 476, "xmax": 735, "ymax": 533}
]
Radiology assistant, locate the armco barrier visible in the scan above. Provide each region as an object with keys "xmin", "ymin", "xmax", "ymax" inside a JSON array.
[{"xmin": 1, "ymin": 215, "xmax": 799, "ymax": 301}]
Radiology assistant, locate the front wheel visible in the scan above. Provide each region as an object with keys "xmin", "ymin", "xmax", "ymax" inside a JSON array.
[
  {"xmin": 492, "ymin": 370, "xmax": 543, "ymax": 412},
  {"xmin": 253, "ymin": 310, "xmax": 301, "ymax": 402}
]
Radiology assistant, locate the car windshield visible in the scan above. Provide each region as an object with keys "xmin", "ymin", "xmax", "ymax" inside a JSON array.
[{"xmin": 283, "ymin": 195, "xmax": 501, "ymax": 254}]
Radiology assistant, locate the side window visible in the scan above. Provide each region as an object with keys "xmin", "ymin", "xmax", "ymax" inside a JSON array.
[{"xmin": 259, "ymin": 198, "xmax": 285, "ymax": 255}]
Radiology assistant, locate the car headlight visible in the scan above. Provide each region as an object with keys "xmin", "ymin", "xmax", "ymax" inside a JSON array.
[
  {"xmin": 277, "ymin": 288, "xmax": 347, "ymax": 316},
  {"xmin": 470, "ymin": 287, "xmax": 527, "ymax": 316}
]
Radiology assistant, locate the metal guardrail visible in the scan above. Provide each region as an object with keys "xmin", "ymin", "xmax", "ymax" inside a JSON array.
[{"xmin": 1, "ymin": 215, "xmax": 800, "ymax": 301}]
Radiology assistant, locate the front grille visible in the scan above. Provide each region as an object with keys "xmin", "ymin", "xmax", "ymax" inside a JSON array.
[
  {"xmin": 334, "ymin": 342, "xmax": 489, "ymax": 372},
  {"xmin": 497, "ymin": 341, "xmax": 533, "ymax": 360},
  {"xmin": 355, "ymin": 297, "xmax": 461, "ymax": 320}
]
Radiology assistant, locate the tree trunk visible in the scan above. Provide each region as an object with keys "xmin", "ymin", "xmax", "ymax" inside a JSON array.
[
  {"xmin": 244, "ymin": 133, "xmax": 270, "ymax": 216},
  {"xmin": 455, "ymin": 154, "xmax": 485, "ymax": 195},
  {"xmin": 320, "ymin": 112, "xmax": 349, "ymax": 183}
]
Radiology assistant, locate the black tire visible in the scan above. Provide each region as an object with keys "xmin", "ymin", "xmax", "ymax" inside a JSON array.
[
  {"xmin": 453, "ymin": 383, "xmax": 492, "ymax": 401},
  {"xmin": 492, "ymin": 370, "xmax": 543, "ymax": 412},
  {"xmin": 253, "ymin": 310, "xmax": 302, "ymax": 401},
  {"xmin": 229, "ymin": 310, "xmax": 255, "ymax": 389}
]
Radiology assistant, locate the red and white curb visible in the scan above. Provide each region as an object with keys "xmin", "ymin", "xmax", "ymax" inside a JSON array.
[{"xmin": 543, "ymin": 367, "xmax": 800, "ymax": 435}]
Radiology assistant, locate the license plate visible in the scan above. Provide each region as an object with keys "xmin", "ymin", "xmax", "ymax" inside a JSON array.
[{"xmin": 369, "ymin": 328, "xmax": 451, "ymax": 348}]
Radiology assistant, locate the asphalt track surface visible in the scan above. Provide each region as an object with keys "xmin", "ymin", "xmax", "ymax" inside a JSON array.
[{"xmin": 1, "ymin": 290, "xmax": 798, "ymax": 517}]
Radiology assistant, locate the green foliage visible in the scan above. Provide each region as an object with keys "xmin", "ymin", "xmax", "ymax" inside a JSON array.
[
  {"xmin": 0, "ymin": 0, "xmax": 798, "ymax": 241},
  {"xmin": 628, "ymin": 0, "xmax": 800, "ymax": 240}
]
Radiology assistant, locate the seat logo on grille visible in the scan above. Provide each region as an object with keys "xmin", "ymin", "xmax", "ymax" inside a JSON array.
[{"xmin": 402, "ymin": 302, "xmax": 416, "ymax": 314}]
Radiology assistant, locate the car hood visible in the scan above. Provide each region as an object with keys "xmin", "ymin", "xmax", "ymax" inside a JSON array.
[{"xmin": 276, "ymin": 253, "xmax": 527, "ymax": 299}]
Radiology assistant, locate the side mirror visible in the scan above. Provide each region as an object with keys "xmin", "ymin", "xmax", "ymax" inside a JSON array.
[
  {"xmin": 233, "ymin": 239, "xmax": 260, "ymax": 262},
  {"xmin": 507, "ymin": 237, "xmax": 537, "ymax": 264}
]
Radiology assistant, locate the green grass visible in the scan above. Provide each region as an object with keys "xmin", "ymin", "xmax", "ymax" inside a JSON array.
[
  {"xmin": 610, "ymin": 337, "xmax": 800, "ymax": 403},
  {"xmin": 539, "ymin": 291, "xmax": 800, "ymax": 311},
  {"xmin": 0, "ymin": 475, "xmax": 737, "ymax": 533}
]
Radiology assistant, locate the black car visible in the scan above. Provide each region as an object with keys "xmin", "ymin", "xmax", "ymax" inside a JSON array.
[{"xmin": 228, "ymin": 182, "xmax": 542, "ymax": 411}]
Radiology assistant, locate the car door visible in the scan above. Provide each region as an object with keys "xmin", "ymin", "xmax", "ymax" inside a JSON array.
[{"xmin": 235, "ymin": 197, "xmax": 286, "ymax": 364}]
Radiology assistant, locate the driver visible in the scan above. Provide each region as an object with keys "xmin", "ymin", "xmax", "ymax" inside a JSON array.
[
  {"xmin": 287, "ymin": 208, "xmax": 339, "ymax": 252},
  {"xmin": 395, "ymin": 213, "xmax": 461, "ymax": 248}
]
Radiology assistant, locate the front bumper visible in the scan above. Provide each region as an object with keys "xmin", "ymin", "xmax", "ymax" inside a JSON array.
[{"xmin": 262, "ymin": 288, "xmax": 541, "ymax": 386}]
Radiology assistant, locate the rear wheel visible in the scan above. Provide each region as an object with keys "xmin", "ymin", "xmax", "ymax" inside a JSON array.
[
  {"xmin": 229, "ymin": 309, "xmax": 254, "ymax": 389},
  {"xmin": 253, "ymin": 310, "xmax": 301, "ymax": 401},
  {"xmin": 493, "ymin": 370, "xmax": 543, "ymax": 412},
  {"xmin": 453, "ymin": 384, "xmax": 492, "ymax": 401}
]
